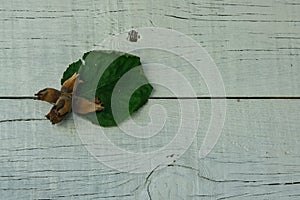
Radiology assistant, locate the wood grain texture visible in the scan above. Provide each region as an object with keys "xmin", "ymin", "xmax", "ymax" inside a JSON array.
[
  {"xmin": 1, "ymin": 99, "xmax": 299, "ymax": 199},
  {"xmin": 0, "ymin": 0, "xmax": 299, "ymax": 96},
  {"xmin": 0, "ymin": 0, "xmax": 299, "ymax": 199}
]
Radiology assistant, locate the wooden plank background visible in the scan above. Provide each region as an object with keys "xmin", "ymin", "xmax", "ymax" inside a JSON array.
[{"xmin": 0, "ymin": 0, "xmax": 299, "ymax": 199}]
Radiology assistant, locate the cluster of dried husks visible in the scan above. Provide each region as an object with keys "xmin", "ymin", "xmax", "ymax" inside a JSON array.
[{"xmin": 35, "ymin": 73, "xmax": 104, "ymax": 124}]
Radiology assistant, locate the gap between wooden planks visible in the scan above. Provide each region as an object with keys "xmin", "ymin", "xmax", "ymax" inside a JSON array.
[{"xmin": 0, "ymin": 96, "xmax": 300, "ymax": 100}]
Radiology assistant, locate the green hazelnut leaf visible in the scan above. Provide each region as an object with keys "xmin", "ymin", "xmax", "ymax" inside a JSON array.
[{"xmin": 61, "ymin": 50, "xmax": 153, "ymax": 127}]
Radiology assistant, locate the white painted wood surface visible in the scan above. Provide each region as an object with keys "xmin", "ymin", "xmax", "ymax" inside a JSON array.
[{"xmin": 0, "ymin": 0, "xmax": 299, "ymax": 199}]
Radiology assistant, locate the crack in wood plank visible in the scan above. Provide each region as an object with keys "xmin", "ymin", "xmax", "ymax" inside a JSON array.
[
  {"xmin": 143, "ymin": 163, "xmax": 300, "ymax": 199},
  {"xmin": 0, "ymin": 118, "xmax": 47, "ymax": 123}
]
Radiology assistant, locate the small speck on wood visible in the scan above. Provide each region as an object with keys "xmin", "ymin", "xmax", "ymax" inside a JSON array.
[{"xmin": 127, "ymin": 30, "xmax": 140, "ymax": 42}]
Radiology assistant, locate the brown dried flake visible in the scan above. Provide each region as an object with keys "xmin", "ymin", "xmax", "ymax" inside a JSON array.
[{"xmin": 35, "ymin": 72, "xmax": 105, "ymax": 124}]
